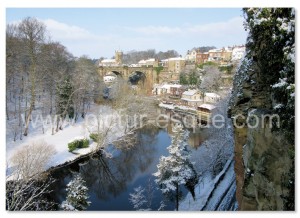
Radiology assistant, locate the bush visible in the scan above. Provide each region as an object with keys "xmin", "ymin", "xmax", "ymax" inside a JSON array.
[
  {"xmin": 89, "ymin": 133, "xmax": 100, "ymax": 142},
  {"xmin": 68, "ymin": 138, "xmax": 89, "ymax": 152}
]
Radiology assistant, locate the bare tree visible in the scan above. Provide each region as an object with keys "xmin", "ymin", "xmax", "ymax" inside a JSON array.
[
  {"xmin": 7, "ymin": 140, "xmax": 57, "ymax": 211},
  {"xmin": 10, "ymin": 140, "xmax": 56, "ymax": 181},
  {"xmin": 17, "ymin": 17, "xmax": 46, "ymax": 136},
  {"xmin": 6, "ymin": 177, "xmax": 56, "ymax": 211},
  {"xmin": 199, "ymin": 65, "xmax": 222, "ymax": 93}
]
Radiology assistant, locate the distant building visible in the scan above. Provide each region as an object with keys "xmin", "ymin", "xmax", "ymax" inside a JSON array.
[
  {"xmin": 208, "ymin": 47, "xmax": 232, "ymax": 63},
  {"xmin": 232, "ymin": 46, "xmax": 246, "ymax": 61},
  {"xmin": 204, "ymin": 92, "xmax": 221, "ymax": 104},
  {"xmin": 138, "ymin": 58, "xmax": 158, "ymax": 67},
  {"xmin": 196, "ymin": 52, "xmax": 209, "ymax": 64},
  {"xmin": 197, "ymin": 103, "xmax": 216, "ymax": 123},
  {"xmin": 167, "ymin": 57, "xmax": 186, "ymax": 74},
  {"xmin": 99, "ymin": 50, "xmax": 123, "ymax": 66},
  {"xmin": 185, "ymin": 49, "xmax": 197, "ymax": 62},
  {"xmin": 181, "ymin": 89, "xmax": 203, "ymax": 107},
  {"xmin": 152, "ymin": 83, "xmax": 182, "ymax": 96},
  {"xmin": 103, "ymin": 75, "xmax": 117, "ymax": 83},
  {"xmin": 170, "ymin": 85, "xmax": 185, "ymax": 98}
]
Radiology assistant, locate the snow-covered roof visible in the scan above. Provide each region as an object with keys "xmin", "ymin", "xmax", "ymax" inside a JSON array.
[
  {"xmin": 181, "ymin": 98, "xmax": 202, "ymax": 102},
  {"xmin": 205, "ymin": 93, "xmax": 220, "ymax": 98},
  {"xmin": 104, "ymin": 75, "xmax": 116, "ymax": 79},
  {"xmin": 146, "ymin": 58, "xmax": 155, "ymax": 62},
  {"xmin": 182, "ymin": 90, "xmax": 199, "ymax": 96},
  {"xmin": 161, "ymin": 84, "xmax": 182, "ymax": 89},
  {"xmin": 138, "ymin": 60, "xmax": 146, "ymax": 64},
  {"xmin": 198, "ymin": 104, "xmax": 216, "ymax": 110},
  {"xmin": 208, "ymin": 49, "xmax": 222, "ymax": 53},
  {"xmin": 101, "ymin": 59, "xmax": 116, "ymax": 63},
  {"xmin": 168, "ymin": 57, "xmax": 185, "ymax": 61},
  {"xmin": 160, "ymin": 59, "xmax": 169, "ymax": 62}
]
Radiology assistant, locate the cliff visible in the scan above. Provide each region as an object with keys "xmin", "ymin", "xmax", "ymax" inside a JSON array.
[{"xmin": 228, "ymin": 8, "xmax": 295, "ymax": 210}]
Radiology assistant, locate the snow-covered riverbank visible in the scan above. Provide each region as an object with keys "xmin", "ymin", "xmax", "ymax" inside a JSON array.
[
  {"xmin": 179, "ymin": 155, "xmax": 238, "ymax": 211},
  {"xmin": 6, "ymin": 105, "xmax": 129, "ymax": 179}
]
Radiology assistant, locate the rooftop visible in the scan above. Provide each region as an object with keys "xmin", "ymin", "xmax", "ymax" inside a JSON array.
[
  {"xmin": 182, "ymin": 89, "xmax": 199, "ymax": 96},
  {"xmin": 101, "ymin": 59, "xmax": 116, "ymax": 63},
  {"xmin": 205, "ymin": 93, "xmax": 221, "ymax": 98},
  {"xmin": 198, "ymin": 104, "xmax": 216, "ymax": 110}
]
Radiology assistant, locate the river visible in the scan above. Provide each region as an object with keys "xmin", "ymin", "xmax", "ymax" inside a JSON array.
[{"xmin": 49, "ymin": 124, "xmax": 211, "ymax": 211}]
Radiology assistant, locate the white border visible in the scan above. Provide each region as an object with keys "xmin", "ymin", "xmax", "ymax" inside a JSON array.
[{"xmin": 1, "ymin": 1, "xmax": 299, "ymax": 218}]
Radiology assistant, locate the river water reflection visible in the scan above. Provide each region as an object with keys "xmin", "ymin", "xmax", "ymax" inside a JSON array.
[{"xmin": 50, "ymin": 125, "xmax": 209, "ymax": 210}]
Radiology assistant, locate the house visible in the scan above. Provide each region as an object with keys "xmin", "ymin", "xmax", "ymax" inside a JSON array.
[
  {"xmin": 168, "ymin": 57, "xmax": 186, "ymax": 74},
  {"xmin": 99, "ymin": 50, "xmax": 123, "ymax": 66},
  {"xmin": 204, "ymin": 93, "xmax": 221, "ymax": 104},
  {"xmin": 197, "ymin": 103, "xmax": 216, "ymax": 123},
  {"xmin": 181, "ymin": 89, "xmax": 203, "ymax": 107},
  {"xmin": 170, "ymin": 85, "xmax": 185, "ymax": 98},
  {"xmin": 152, "ymin": 84, "xmax": 182, "ymax": 96},
  {"xmin": 103, "ymin": 75, "xmax": 117, "ymax": 83},
  {"xmin": 99, "ymin": 59, "xmax": 117, "ymax": 67},
  {"xmin": 196, "ymin": 52, "xmax": 209, "ymax": 64},
  {"xmin": 138, "ymin": 58, "xmax": 158, "ymax": 67},
  {"xmin": 208, "ymin": 47, "xmax": 232, "ymax": 63},
  {"xmin": 185, "ymin": 49, "xmax": 197, "ymax": 62}
]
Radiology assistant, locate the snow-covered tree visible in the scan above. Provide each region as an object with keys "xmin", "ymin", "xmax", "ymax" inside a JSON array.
[
  {"xmin": 129, "ymin": 186, "xmax": 148, "ymax": 211},
  {"xmin": 61, "ymin": 174, "xmax": 91, "ymax": 211},
  {"xmin": 153, "ymin": 124, "xmax": 197, "ymax": 210}
]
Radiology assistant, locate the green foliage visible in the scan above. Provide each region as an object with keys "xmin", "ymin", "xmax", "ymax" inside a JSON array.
[
  {"xmin": 188, "ymin": 71, "xmax": 198, "ymax": 85},
  {"xmin": 154, "ymin": 66, "xmax": 163, "ymax": 74},
  {"xmin": 89, "ymin": 133, "xmax": 100, "ymax": 143},
  {"xmin": 219, "ymin": 65, "xmax": 233, "ymax": 74},
  {"xmin": 64, "ymin": 174, "xmax": 91, "ymax": 211},
  {"xmin": 56, "ymin": 76, "xmax": 74, "ymax": 119},
  {"xmin": 197, "ymin": 61, "xmax": 217, "ymax": 69},
  {"xmin": 243, "ymin": 8, "xmax": 295, "ymax": 210},
  {"xmin": 179, "ymin": 73, "xmax": 189, "ymax": 85},
  {"xmin": 68, "ymin": 138, "xmax": 89, "ymax": 152}
]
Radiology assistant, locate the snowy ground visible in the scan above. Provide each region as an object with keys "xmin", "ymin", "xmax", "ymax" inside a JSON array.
[
  {"xmin": 6, "ymin": 104, "xmax": 128, "ymax": 179},
  {"xmin": 179, "ymin": 155, "xmax": 238, "ymax": 211}
]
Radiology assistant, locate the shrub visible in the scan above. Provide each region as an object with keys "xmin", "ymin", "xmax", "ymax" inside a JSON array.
[
  {"xmin": 89, "ymin": 133, "xmax": 99, "ymax": 142},
  {"xmin": 68, "ymin": 138, "xmax": 89, "ymax": 152}
]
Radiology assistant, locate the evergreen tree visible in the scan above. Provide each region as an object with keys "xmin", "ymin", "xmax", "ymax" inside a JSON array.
[
  {"xmin": 61, "ymin": 174, "xmax": 91, "ymax": 211},
  {"xmin": 179, "ymin": 73, "xmax": 188, "ymax": 85},
  {"xmin": 153, "ymin": 124, "xmax": 197, "ymax": 211},
  {"xmin": 56, "ymin": 76, "xmax": 74, "ymax": 119},
  {"xmin": 129, "ymin": 186, "xmax": 148, "ymax": 211}
]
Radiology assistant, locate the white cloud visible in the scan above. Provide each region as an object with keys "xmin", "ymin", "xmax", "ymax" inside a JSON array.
[
  {"xmin": 186, "ymin": 17, "xmax": 244, "ymax": 36},
  {"xmin": 125, "ymin": 25, "xmax": 181, "ymax": 35},
  {"xmin": 124, "ymin": 16, "xmax": 245, "ymax": 37},
  {"xmin": 42, "ymin": 19, "xmax": 95, "ymax": 40}
]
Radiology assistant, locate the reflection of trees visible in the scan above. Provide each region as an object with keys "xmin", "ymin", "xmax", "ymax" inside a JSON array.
[{"xmin": 78, "ymin": 126, "xmax": 160, "ymax": 201}]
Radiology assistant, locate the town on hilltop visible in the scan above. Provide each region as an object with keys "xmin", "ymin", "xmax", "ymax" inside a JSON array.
[{"xmin": 100, "ymin": 45, "xmax": 245, "ymax": 124}]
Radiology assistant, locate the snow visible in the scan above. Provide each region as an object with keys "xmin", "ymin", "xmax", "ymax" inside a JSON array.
[
  {"xmin": 198, "ymin": 104, "xmax": 216, "ymax": 110},
  {"xmin": 274, "ymin": 104, "xmax": 284, "ymax": 109},
  {"xmin": 205, "ymin": 93, "xmax": 220, "ymax": 98},
  {"xmin": 179, "ymin": 155, "xmax": 236, "ymax": 211},
  {"xmin": 159, "ymin": 103, "xmax": 197, "ymax": 112},
  {"xmin": 6, "ymin": 105, "xmax": 128, "ymax": 179},
  {"xmin": 182, "ymin": 90, "xmax": 199, "ymax": 96},
  {"xmin": 101, "ymin": 59, "xmax": 116, "ymax": 63},
  {"xmin": 168, "ymin": 57, "xmax": 185, "ymax": 61},
  {"xmin": 181, "ymin": 98, "xmax": 202, "ymax": 102},
  {"xmin": 271, "ymin": 78, "xmax": 288, "ymax": 88}
]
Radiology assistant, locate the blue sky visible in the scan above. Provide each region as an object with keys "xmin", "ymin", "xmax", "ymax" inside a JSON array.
[{"xmin": 6, "ymin": 8, "xmax": 247, "ymax": 59}]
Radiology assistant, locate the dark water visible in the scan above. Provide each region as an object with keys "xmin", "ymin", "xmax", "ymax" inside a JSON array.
[{"xmin": 50, "ymin": 126, "xmax": 209, "ymax": 211}]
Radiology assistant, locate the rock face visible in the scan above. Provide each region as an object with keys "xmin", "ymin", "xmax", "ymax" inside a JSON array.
[{"xmin": 228, "ymin": 48, "xmax": 293, "ymax": 211}]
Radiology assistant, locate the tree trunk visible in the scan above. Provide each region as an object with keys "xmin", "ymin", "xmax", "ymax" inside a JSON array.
[{"xmin": 176, "ymin": 182, "xmax": 179, "ymax": 211}]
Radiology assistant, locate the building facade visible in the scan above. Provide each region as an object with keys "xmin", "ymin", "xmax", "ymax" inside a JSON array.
[{"xmin": 181, "ymin": 89, "xmax": 203, "ymax": 107}]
